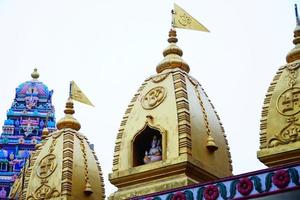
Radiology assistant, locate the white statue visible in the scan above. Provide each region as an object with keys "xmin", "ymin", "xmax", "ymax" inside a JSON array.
[{"xmin": 143, "ymin": 135, "xmax": 162, "ymax": 164}]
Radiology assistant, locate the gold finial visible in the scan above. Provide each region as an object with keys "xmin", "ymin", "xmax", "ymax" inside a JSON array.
[
  {"xmin": 206, "ymin": 135, "xmax": 218, "ymax": 152},
  {"xmin": 56, "ymin": 98, "xmax": 81, "ymax": 131},
  {"xmin": 31, "ymin": 68, "xmax": 40, "ymax": 79},
  {"xmin": 286, "ymin": 4, "xmax": 300, "ymax": 63},
  {"xmin": 156, "ymin": 29, "xmax": 190, "ymax": 73},
  {"xmin": 41, "ymin": 127, "xmax": 49, "ymax": 140}
]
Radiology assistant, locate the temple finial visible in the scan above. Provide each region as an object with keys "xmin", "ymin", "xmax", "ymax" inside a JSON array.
[
  {"xmin": 31, "ymin": 68, "xmax": 39, "ymax": 79},
  {"xmin": 286, "ymin": 4, "xmax": 300, "ymax": 63},
  {"xmin": 295, "ymin": 4, "xmax": 300, "ymax": 26},
  {"xmin": 56, "ymin": 98, "xmax": 81, "ymax": 131},
  {"xmin": 156, "ymin": 29, "xmax": 190, "ymax": 73}
]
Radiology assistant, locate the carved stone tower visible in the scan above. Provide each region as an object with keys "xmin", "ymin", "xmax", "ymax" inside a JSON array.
[
  {"xmin": 109, "ymin": 29, "xmax": 232, "ymax": 199},
  {"xmin": 258, "ymin": 13, "xmax": 300, "ymax": 167}
]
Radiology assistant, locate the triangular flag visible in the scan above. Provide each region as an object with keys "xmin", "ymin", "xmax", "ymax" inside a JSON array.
[
  {"xmin": 70, "ymin": 81, "xmax": 94, "ymax": 106},
  {"xmin": 173, "ymin": 3, "xmax": 209, "ymax": 32}
]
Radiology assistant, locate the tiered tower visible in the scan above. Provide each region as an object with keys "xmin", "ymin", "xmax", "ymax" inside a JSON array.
[
  {"xmin": 0, "ymin": 69, "xmax": 56, "ymax": 198},
  {"xmin": 109, "ymin": 29, "xmax": 232, "ymax": 199}
]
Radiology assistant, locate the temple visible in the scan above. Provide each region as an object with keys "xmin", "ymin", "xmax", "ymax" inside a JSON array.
[
  {"xmin": 0, "ymin": 69, "xmax": 56, "ymax": 199},
  {"xmin": 6, "ymin": 3, "xmax": 300, "ymax": 200}
]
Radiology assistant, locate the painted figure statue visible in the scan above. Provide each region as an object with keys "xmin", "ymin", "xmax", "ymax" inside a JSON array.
[{"xmin": 144, "ymin": 135, "xmax": 162, "ymax": 164}]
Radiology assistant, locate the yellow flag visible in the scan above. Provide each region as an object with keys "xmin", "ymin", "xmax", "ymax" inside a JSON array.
[
  {"xmin": 70, "ymin": 81, "xmax": 94, "ymax": 107},
  {"xmin": 172, "ymin": 3, "xmax": 209, "ymax": 32}
]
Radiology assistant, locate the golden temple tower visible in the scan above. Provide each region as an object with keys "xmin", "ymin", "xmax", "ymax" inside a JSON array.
[
  {"xmin": 257, "ymin": 7, "xmax": 300, "ymax": 167},
  {"xmin": 109, "ymin": 29, "xmax": 233, "ymax": 199},
  {"xmin": 9, "ymin": 99, "xmax": 105, "ymax": 200}
]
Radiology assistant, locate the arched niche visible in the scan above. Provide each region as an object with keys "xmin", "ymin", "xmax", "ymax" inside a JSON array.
[{"xmin": 132, "ymin": 123, "xmax": 166, "ymax": 167}]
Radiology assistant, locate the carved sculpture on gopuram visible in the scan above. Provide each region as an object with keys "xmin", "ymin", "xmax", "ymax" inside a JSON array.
[{"xmin": 0, "ymin": 69, "xmax": 56, "ymax": 198}]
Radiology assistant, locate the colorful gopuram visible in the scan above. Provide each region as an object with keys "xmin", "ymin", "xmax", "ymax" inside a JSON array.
[{"xmin": 0, "ymin": 69, "xmax": 56, "ymax": 198}]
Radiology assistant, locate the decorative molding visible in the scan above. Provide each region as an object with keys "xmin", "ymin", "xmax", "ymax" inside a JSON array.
[
  {"xmin": 61, "ymin": 131, "xmax": 74, "ymax": 196},
  {"xmin": 173, "ymin": 70, "xmax": 192, "ymax": 156},
  {"xmin": 133, "ymin": 165, "xmax": 300, "ymax": 200}
]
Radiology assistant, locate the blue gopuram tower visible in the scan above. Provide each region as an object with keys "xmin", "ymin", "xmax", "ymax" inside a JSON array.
[{"xmin": 0, "ymin": 69, "xmax": 56, "ymax": 198}]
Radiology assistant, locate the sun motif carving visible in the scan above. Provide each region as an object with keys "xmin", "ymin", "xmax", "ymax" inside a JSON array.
[{"xmin": 141, "ymin": 86, "xmax": 167, "ymax": 110}]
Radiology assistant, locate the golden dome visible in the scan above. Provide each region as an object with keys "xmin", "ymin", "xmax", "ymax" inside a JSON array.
[
  {"xmin": 109, "ymin": 29, "xmax": 232, "ymax": 199},
  {"xmin": 9, "ymin": 100, "xmax": 105, "ymax": 199},
  {"xmin": 258, "ymin": 13, "xmax": 300, "ymax": 167}
]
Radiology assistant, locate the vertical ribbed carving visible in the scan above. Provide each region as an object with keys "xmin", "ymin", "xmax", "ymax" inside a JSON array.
[
  {"xmin": 112, "ymin": 78, "xmax": 149, "ymax": 172},
  {"xmin": 259, "ymin": 66, "xmax": 285, "ymax": 148},
  {"xmin": 173, "ymin": 70, "xmax": 192, "ymax": 155},
  {"xmin": 61, "ymin": 131, "xmax": 74, "ymax": 196}
]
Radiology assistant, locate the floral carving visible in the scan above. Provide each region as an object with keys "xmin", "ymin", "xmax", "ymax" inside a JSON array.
[
  {"xmin": 172, "ymin": 192, "xmax": 186, "ymax": 200},
  {"xmin": 237, "ymin": 177, "xmax": 253, "ymax": 195},
  {"xmin": 273, "ymin": 170, "xmax": 290, "ymax": 189},
  {"xmin": 203, "ymin": 185, "xmax": 219, "ymax": 200},
  {"xmin": 151, "ymin": 72, "xmax": 170, "ymax": 83},
  {"xmin": 268, "ymin": 117, "xmax": 300, "ymax": 147},
  {"xmin": 27, "ymin": 184, "xmax": 60, "ymax": 200}
]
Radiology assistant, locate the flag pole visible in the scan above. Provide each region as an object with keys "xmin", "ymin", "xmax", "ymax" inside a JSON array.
[
  {"xmin": 69, "ymin": 81, "xmax": 73, "ymax": 100},
  {"xmin": 295, "ymin": 4, "xmax": 300, "ymax": 26},
  {"xmin": 171, "ymin": 8, "xmax": 175, "ymax": 29}
]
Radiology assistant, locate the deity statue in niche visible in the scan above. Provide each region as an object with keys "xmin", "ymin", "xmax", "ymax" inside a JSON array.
[{"xmin": 143, "ymin": 135, "xmax": 162, "ymax": 164}]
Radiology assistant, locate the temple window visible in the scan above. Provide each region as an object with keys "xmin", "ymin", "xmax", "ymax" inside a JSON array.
[{"xmin": 133, "ymin": 125, "xmax": 162, "ymax": 167}]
